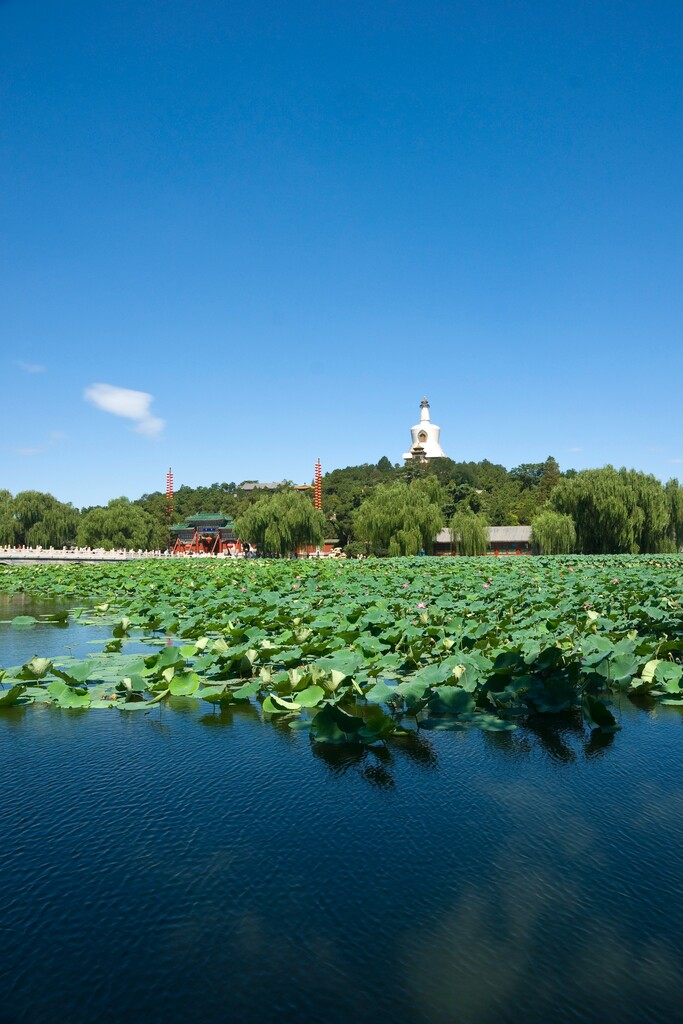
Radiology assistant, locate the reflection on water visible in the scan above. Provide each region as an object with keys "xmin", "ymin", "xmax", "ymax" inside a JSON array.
[
  {"xmin": 0, "ymin": 593, "xmax": 103, "ymax": 667},
  {"xmin": 0, "ymin": 593, "xmax": 168, "ymax": 669},
  {"xmin": 3, "ymin": 700, "xmax": 683, "ymax": 1023},
  {"xmin": 312, "ymin": 729, "xmax": 438, "ymax": 789},
  {"xmin": 0, "ymin": 592, "xmax": 73, "ymax": 620}
]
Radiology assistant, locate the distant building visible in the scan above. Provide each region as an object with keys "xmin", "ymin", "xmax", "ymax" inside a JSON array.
[
  {"xmin": 403, "ymin": 397, "xmax": 447, "ymax": 461},
  {"xmin": 238, "ymin": 481, "xmax": 284, "ymax": 491},
  {"xmin": 434, "ymin": 526, "xmax": 532, "ymax": 555},
  {"xmin": 239, "ymin": 481, "xmax": 314, "ymax": 494}
]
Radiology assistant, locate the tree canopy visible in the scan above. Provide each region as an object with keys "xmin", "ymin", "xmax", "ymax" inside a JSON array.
[
  {"xmin": 450, "ymin": 509, "xmax": 489, "ymax": 555},
  {"xmin": 354, "ymin": 478, "xmax": 444, "ymax": 555},
  {"xmin": 235, "ymin": 491, "xmax": 327, "ymax": 556},
  {"xmin": 2, "ymin": 456, "xmax": 681, "ymax": 556},
  {"xmin": 549, "ymin": 467, "xmax": 672, "ymax": 554},
  {"xmin": 664, "ymin": 479, "xmax": 683, "ymax": 551},
  {"xmin": 78, "ymin": 498, "xmax": 169, "ymax": 551},
  {"xmin": 0, "ymin": 490, "xmax": 80, "ymax": 548},
  {"xmin": 531, "ymin": 510, "xmax": 576, "ymax": 554}
]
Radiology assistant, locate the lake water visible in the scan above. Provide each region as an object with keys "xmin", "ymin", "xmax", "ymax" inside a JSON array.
[
  {"xmin": 3, "ymin": 604, "xmax": 683, "ymax": 1023},
  {"xmin": 0, "ymin": 594, "xmax": 110, "ymax": 666}
]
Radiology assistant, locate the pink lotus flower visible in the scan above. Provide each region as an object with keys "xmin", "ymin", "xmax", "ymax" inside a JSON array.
[
  {"xmin": 416, "ymin": 602, "xmax": 426, "ymax": 609},
  {"xmin": 241, "ymin": 587, "xmax": 246, "ymax": 592},
  {"xmin": 402, "ymin": 583, "xmax": 409, "ymax": 588},
  {"xmin": 612, "ymin": 578, "xmax": 619, "ymax": 584},
  {"xmin": 483, "ymin": 584, "xmax": 490, "ymax": 589}
]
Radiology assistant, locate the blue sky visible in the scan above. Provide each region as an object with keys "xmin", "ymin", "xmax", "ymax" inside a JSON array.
[{"xmin": 1, "ymin": 0, "xmax": 681, "ymax": 507}]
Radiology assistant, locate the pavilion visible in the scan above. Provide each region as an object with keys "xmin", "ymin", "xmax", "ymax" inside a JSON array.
[{"xmin": 171, "ymin": 513, "xmax": 242, "ymax": 555}]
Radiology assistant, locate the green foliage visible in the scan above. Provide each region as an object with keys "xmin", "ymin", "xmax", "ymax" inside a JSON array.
[
  {"xmin": 550, "ymin": 467, "xmax": 673, "ymax": 553},
  {"xmin": 664, "ymin": 479, "xmax": 683, "ymax": 550},
  {"xmin": 318, "ymin": 458, "xmax": 397, "ymax": 546},
  {"xmin": 354, "ymin": 478, "xmax": 444, "ymax": 555},
  {"xmin": 3, "ymin": 555, "xmax": 683, "ymax": 743},
  {"xmin": 0, "ymin": 490, "xmax": 17, "ymax": 545},
  {"xmin": 531, "ymin": 510, "xmax": 576, "ymax": 554},
  {"xmin": 0, "ymin": 490, "xmax": 80, "ymax": 548},
  {"xmin": 235, "ymin": 491, "xmax": 326, "ymax": 556},
  {"xmin": 78, "ymin": 498, "xmax": 168, "ymax": 550},
  {"xmin": 450, "ymin": 509, "xmax": 489, "ymax": 555},
  {"xmin": 510, "ymin": 457, "xmax": 561, "ymax": 501},
  {"xmin": 1, "ymin": 455, "xmax": 679, "ymax": 559},
  {"xmin": 0, "ymin": 454, "xmax": 569, "ymax": 554}
]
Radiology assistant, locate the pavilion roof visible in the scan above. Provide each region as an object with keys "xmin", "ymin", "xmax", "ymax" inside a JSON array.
[{"xmin": 434, "ymin": 526, "xmax": 532, "ymax": 544}]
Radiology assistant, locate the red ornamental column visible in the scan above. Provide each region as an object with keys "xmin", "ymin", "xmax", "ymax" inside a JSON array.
[
  {"xmin": 166, "ymin": 467, "xmax": 174, "ymax": 519},
  {"xmin": 314, "ymin": 459, "xmax": 322, "ymax": 511}
]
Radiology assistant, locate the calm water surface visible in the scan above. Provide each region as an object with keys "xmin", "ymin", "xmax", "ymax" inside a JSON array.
[
  {"xmin": 0, "ymin": 594, "xmax": 163, "ymax": 667},
  {"xmin": 2, "ymin": 607, "xmax": 683, "ymax": 1023},
  {"xmin": 3, "ymin": 701, "xmax": 683, "ymax": 1024},
  {"xmin": 0, "ymin": 594, "xmax": 111, "ymax": 665}
]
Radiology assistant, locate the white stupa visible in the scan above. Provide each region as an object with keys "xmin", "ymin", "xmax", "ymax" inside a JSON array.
[{"xmin": 403, "ymin": 397, "xmax": 447, "ymax": 461}]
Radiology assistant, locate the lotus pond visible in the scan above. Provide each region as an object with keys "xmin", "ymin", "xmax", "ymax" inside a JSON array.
[
  {"xmin": 2, "ymin": 556, "xmax": 683, "ymax": 1022},
  {"xmin": 2, "ymin": 556, "xmax": 683, "ymax": 731}
]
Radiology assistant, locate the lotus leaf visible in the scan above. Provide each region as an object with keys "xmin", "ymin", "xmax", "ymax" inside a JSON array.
[{"xmin": 0, "ymin": 684, "xmax": 28, "ymax": 707}]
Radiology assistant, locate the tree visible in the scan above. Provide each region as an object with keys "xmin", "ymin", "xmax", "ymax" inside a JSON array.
[
  {"xmin": 11, "ymin": 491, "xmax": 80, "ymax": 547},
  {"xmin": 550, "ymin": 467, "xmax": 672, "ymax": 553},
  {"xmin": 531, "ymin": 510, "xmax": 576, "ymax": 554},
  {"xmin": 77, "ymin": 498, "xmax": 169, "ymax": 550},
  {"xmin": 450, "ymin": 509, "xmax": 489, "ymax": 555},
  {"xmin": 235, "ymin": 491, "xmax": 326, "ymax": 556},
  {"xmin": 664, "ymin": 478, "xmax": 683, "ymax": 550},
  {"xmin": 0, "ymin": 490, "xmax": 17, "ymax": 545},
  {"xmin": 320, "ymin": 461, "xmax": 397, "ymax": 547},
  {"xmin": 354, "ymin": 478, "xmax": 444, "ymax": 555}
]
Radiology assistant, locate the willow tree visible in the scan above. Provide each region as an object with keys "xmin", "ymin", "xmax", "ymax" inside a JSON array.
[
  {"xmin": 235, "ymin": 491, "xmax": 326, "ymax": 557},
  {"xmin": 9, "ymin": 490, "xmax": 80, "ymax": 548},
  {"xmin": 0, "ymin": 490, "xmax": 17, "ymax": 545},
  {"xmin": 550, "ymin": 467, "xmax": 671, "ymax": 553},
  {"xmin": 77, "ymin": 498, "xmax": 169, "ymax": 550},
  {"xmin": 531, "ymin": 510, "xmax": 576, "ymax": 554},
  {"xmin": 354, "ymin": 478, "xmax": 444, "ymax": 556},
  {"xmin": 450, "ymin": 509, "xmax": 489, "ymax": 555},
  {"xmin": 664, "ymin": 479, "xmax": 683, "ymax": 550}
]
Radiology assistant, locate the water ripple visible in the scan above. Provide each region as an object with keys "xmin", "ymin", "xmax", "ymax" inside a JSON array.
[{"xmin": 2, "ymin": 703, "xmax": 683, "ymax": 1023}]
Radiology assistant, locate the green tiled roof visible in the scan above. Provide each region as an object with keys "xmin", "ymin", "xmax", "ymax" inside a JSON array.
[
  {"xmin": 188, "ymin": 512, "xmax": 234, "ymax": 523},
  {"xmin": 171, "ymin": 513, "xmax": 235, "ymax": 532}
]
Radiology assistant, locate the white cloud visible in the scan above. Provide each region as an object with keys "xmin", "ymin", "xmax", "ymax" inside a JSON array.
[
  {"xmin": 16, "ymin": 360, "xmax": 47, "ymax": 374},
  {"xmin": 567, "ymin": 446, "xmax": 583, "ymax": 453},
  {"xmin": 135, "ymin": 415, "xmax": 165, "ymax": 439},
  {"xmin": 668, "ymin": 458, "xmax": 683, "ymax": 464},
  {"xmin": 12, "ymin": 431, "xmax": 65, "ymax": 457},
  {"xmin": 84, "ymin": 383, "xmax": 165, "ymax": 439}
]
